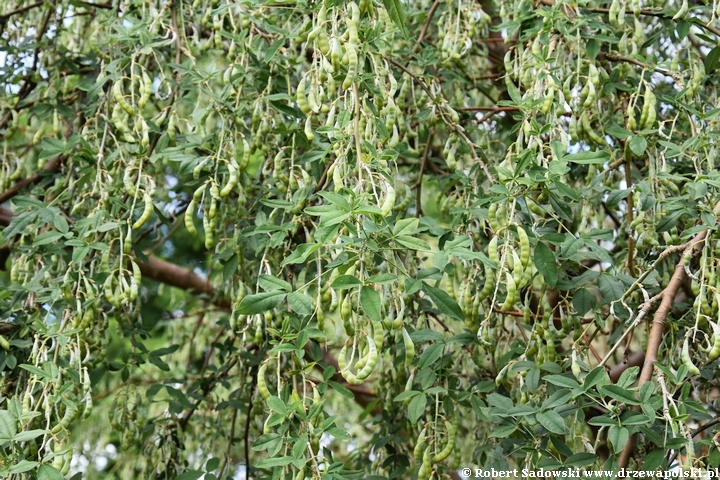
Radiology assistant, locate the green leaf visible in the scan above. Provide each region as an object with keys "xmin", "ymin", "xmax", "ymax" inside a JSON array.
[
  {"xmin": 53, "ymin": 215, "xmax": 69, "ymax": 234},
  {"xmin": 287, "ymin": 291, "xmax": 313, "ymax": 315},
  {"xmin": 264, "ymin": 38, "xmax": 284, "ymax": 62},
  {"xmin": 487, "ymin": 393, "xmax": 513, "ymax": 412},
  {"xmin": 565, "ymin": 452, "xmax": 598, "ymax": 468},
  {"xmin": 360, "ymin": 286, "xmax": 382, "ymax": 323},
  {"xmin": 588, "ymin": 415, "xmax": 618, "ymax": 427},
  {"xmin": 706, "ymin": 45, "xmax": 720, "ymax": 74},
  {"xmin": 599, "ymin": 385, "xmax": 640, "ymax": 405},
  {"xmin": 489, "ymin": 424, "xmax": 517, "ymax": 438},
  {"xmin": 328, "ymin": 381, "xmax": 355, "ymax": 399},
  {"xmin": 382, "ymin": 0, "xmax": 409, "ymax": 39},
  {"xmin": 598, "ymin": 274, "xmax": 624, "ymax": 302},
  {"xmin": 643, "ymin": 449, "xmax": 666, "ymax": 471},
  {"xmin": 38, "ymin": 137, "xmax": 65, "ymax": 160},
  {"xmin": 266, "ymin": 396, "xmax": 287, "ymax": 415},
  {"xmin": 0, "ymin": 410, "xmax": 17, "ymax": 442},
  {"xmin": 332, "ymin": 275, "xmax": 362, "ymax": 290},
  {"xmin": 205, "ymin": 457, "xmax": 221, "ymax": 472},
  {"xmin": 583, "ymin": 366, "xmax": 608, "ymax": 390},
  {"xmin": 586, "ymin": 39, "xmax": 600, "ymax": 61},
  {"xmin": 395, "ymin": 235, "xmax": 430, "ymax": 250},
  {"xmin": 37, "ymin": 465, "xmax": 64, "ymax": 480},
  {"xmin": 563, "ymin": 150, "xmax": 610, "ymax": 164},
  {"xmin": 13, "ymin": 429, "xmax": 47, "ymax": 442},
  {"xmin": 676, "ymin": 19, "xmax": 691, "ymax": 40},
  {"xmin": 255, "ymin": 456, "xmax": 294, "ymax": 468},
  {"xmin": 629, "ymin": 135, "xmax": 647, "ymax": 156},
  {"xmin": 506, "ymin": 81, "xmax": 522, "ymax": 105},
  {"xmin": 393, "ymin": 390, "xmax": 422, "ymax": 402},
  {"xmin": 544, "ymin": 375, "xmax": 581, "ymax": 390},
  {"xmin": 281, "ymin": 243, "xmax": 321, "ymax": 266},
  {"xmin": 534, "ymin": 242, "xmax": 557, "ymax": 288},
  {"xmin": 236, "ymin": 291, "xmax": 287, "ymax": 315},
  {"xmin": 407, "ymin": 393, "xmax": 426, "ymax": 423},
  {"xmin": 19, "ymin": 364, "xmax": 51, "ymax": 379},
  {"xmin": 34, "ymin": 231, "xmax": 64, "ymax": 246},
  {"xmin": 417, "ymin": 343, "xmax": 445, "ymax": 369},
  {"xmin": 258, "ymin": 274, "xmax": 292, "ymax": 292},
  {"xmin": 536, "ymin": 411, "xmax": 566, "ymax": 435},
  {"xmin": 365, "ymin": 273, "xmax": 397, "ymax": 285},
  {"xmin": 607, "ymin": 425, "xmax": 630, "ymax": 453},
  {"xmin": 326, "ymin": 427, "xmax": 351, "ymax": 440},
  {"xmin": 573, "ymin": 287, "xmax": 596, "ymax": 316},
  {"xmin": 9, "ymin": 461, "xmax": 39, "ymax": 474},
  {"xmin": 252, "ymin": 433, "xmax": 282, "ymax": 451},
  {"xmin": 422, "ymin": 284, "xmax": 464, "ymax": 320},
  {"xmin": 393, "ymin": 218, "xmax": 419, "ymax": 236}
]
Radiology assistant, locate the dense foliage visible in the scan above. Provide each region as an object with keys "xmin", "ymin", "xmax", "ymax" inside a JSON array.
[{"xmin": 2, "ymin": 0, "xmax": 720, "ymax": 477}]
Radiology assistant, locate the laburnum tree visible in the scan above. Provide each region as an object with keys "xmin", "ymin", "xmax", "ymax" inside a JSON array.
[{"xmin": 2, "ymin": 0, "xmax": 720, "ymax": 477}]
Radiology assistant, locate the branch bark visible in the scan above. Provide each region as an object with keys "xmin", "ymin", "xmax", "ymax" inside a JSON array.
[{"xmin": 616, "ymin": 229, "xmax": 710, "ymax": 472}]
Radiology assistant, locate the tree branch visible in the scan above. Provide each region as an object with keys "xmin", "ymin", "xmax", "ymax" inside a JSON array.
[
  {"xmin": 417, "ymin": 0, "xmax": 440, "ymax": 45},
  {"xmin": 0, "ymin": 156, "xmax": 65, "ymax": 205},
  {"xmin": 135, "ymin": 256, "xmax": 231, "ymax": 309},
  {"xmin": 617, "ymin": 227, "xmax": 712, "ymax": 471},
  {"xmin": 599, "ymin": 53, "xmax": 682, "ymax": 84},
  {"xmin": 0, "ymin": 2, "xmax": 43, "ymax": 22}
]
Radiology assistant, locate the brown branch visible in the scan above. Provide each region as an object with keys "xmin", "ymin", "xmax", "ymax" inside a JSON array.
[
  {"xmin": 417, "ymin": 0, "xmax": 440, "ymax": 45},
  {"xmin": 599, "ymin": 53, "xmax": 682, "ymax": 84},
  {"xmin": 412, "ymin": 130, "xmax": 434, "ymax": 218},
  {"xmin": 617, "ymin": 228, "xmax": 711, "ymax": 471},
  {"xmin": 0, "ymin": 156, "xmax": 65, "ymax": 205},
  {"xmin": 609, "ymin": 350, "xmax": 645, "ymax": 383},
  {"xmin": 476, "ymin": 109, "xmax": 506, "ymax": 124},
  {"xmin": 460, "ymin": 106, "xmax": 520, "ymax": 112},
  {"xmin": 624, "ymin": 143, "xmax": 636, "ymax": 278},
  {"xmin": 135, "ymin": 256, "xmax": 232, "ymax": 309},
  {"xmin": 0, "ymin": 2, "xmax": 43, "ymax": 21},
  {"xmin": 178, "ymin": 356, "xmax": 238, "ymax": 430},
  {"xmin": 586, "ymin": 6, "xmax": 720, "ymax": 37},
  {"xmin": 313, "ymin": 159, "xmax": 333, "ymax": 194}
]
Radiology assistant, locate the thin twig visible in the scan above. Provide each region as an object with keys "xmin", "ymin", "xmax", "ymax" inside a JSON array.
[
  {"xmin": 599, "ymin": 53, "xmax": 683, "ymax": 85},
  {"xmin": 586, "ymin": 6, "xmax": 720, "ymax": 37},
  {"xmin": 417, "ymin": 0, "xmax": 440, "ymax": 45},
  {"xmin": 624, "ymin": 143, "xmax": 636, "ymax": 278},
  {"xmin": 220, "ymin": 408, "xmax": 238, "ymax": 478},
  {"xmin": 244, "ymin": 366, "xmax": 257, "ymax": 480},
  {"xmin": 412, "ymin": 129, "xmax": 434, "ymax": 190},
  {"xmin": 0, "ymin": 2, "xmax": 43, "ymax": 22},
  {"xmin": 617, "ymin": 222, "xmax": 715, "ymax": 471},
  {"xmin": 460, "ymin": 106, "xmax": 520, "ymax": 112},
  {"xmin": 413, "ymin": 130, "xmax": 434, "ymax": 218}
]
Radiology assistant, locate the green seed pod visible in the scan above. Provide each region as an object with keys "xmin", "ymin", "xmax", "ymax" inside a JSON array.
[
  {"xmin": 185, "ymin": 199, "xmax": 198, "ymax": 236},
  {"xmin": 257, "ymin": 363, "xmax": 271, "ymax": 398},
  {"xmin": 432, "ymin": 420, "xmax": 457, "ymax": 462},
  {"xmin": 139, "ymin": 71, "xmax": 152, "ymax": 109},
  {"xmin": 297, "ymin": 77, "xmax": 311, "ymax": 115},
  {"xmin": 132, "ymin": 192, "xmax": 153, "ymax": 230},
  {"xmin": 343, "ymin": 43, "xmax": 358, "ymax": 90},
  {"xmin": 304, "ymin": 116, "xmax": 315, "ymax": 141},
  {"xmin": 682, "ymin": 336, "xmax": 701, "ymax": 375},
  {"xmin": 113, "ymin": 80, "xmax": 136, "ymax": 117},
  {"xmin": 402, "ymin": 327, "xmax": 415, "ymax": 367},
  {"xmin": 478, "ymin": 264, "xmax": 495, "ymax": 302},
  {"xmin": 414, "ymin": 427, "xmax": 428, "ymax": 464},
  {"xmin": 500, "ymin": 272, "xmax": 517, "ymax": 311}
]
